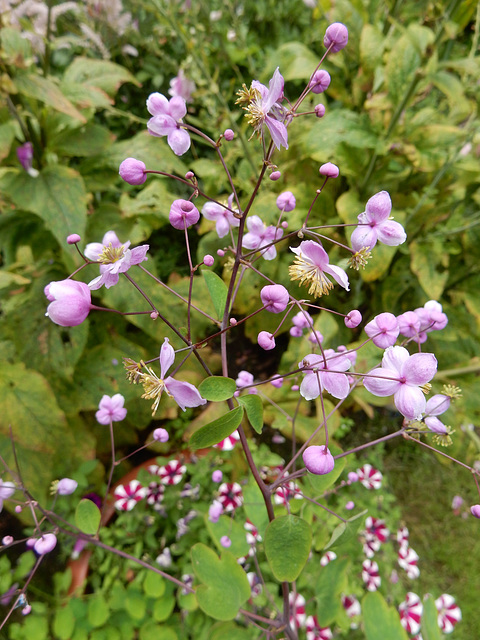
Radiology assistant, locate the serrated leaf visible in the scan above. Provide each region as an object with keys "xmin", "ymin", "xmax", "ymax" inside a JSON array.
[
  {"xmin": 363, "ymin": 591, "xmax": 409, "ymax": 640},
  {"xmin": 237, "ymin": 394, "xmax": 263, "ymax": 434},
  {"xmin": 324, "ymin": 509, "xmax": 368, "ymax": 550},
  {"xmin": 198, "ymin": 376, "xmax": 236, "ymax": 401},
  {"xmin": 203, "ymin": 270, "xmax": 228, "ymax": 320},
  {"xmin": 75, "ymin": 499, "xmax": 101, "ymax": 535},
  {"xmin": 14, "ymin": 73, "xmax": 86, "ymax": 122},
  {"xmin": 421, "ymin": 595, "xmax": 443, "ymax": 640},
  {"xmin": 264, "ymin": 515, "xmax": 311, "ymax": 582},
  {"xmin": 189, "ymin": 406, "xmax": 243, "ymax": 449}
]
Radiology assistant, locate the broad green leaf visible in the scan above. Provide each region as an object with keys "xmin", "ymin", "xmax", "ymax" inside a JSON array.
[
  {"xmin": 410, "ymin": 239, "xmax": 449, "ymax": 299},
  {"xmin": 143, "ymin": 572, "xmax": 165, "ymax": 598},
  {"xmin": 0, "ymin": 121, "xmax": 17, "ymax": 162},
  {"xmin": 140, "ymin": 621, "xmax": 177, "ymax": 640},
  {"xmin": 421, "ymin": 595, "xmax": 443, "ymax": 640},
  {"xmin": 205, "ymin": 514, "xmax": 250, "ymax": 558},
  {"xmin": 363, "ymin": 591, "xmax": 409, "ymax": 640},
  {"xmin": 189, "ymin": 406, "xmax": 243, "ymax": 450},
  {"xmin": 264, "ymin": 515, "xmax": 311, "ymax": 582},
  {"xmin": 198, "ymin": 376, "xmax": 236, "ymax": 401},
  {"xmin": 87, "ymin": 594, "xmax": 110, "ymax": 628},
  {"xmin": 210, "ymin": 622, "xmax": 252, "ymax": 640},
  {"xmin": 53, "ymin": 604, "xmax": 76, "ymax": 640},
  {"xmin": 152, "ymin": 594, "xmax": 175, "ymax": 622},
  {"xmin": 316, "ymin": 558, "xmax": 349, "ymax": 626},
  {"xmin": 267, "ymin": 42, "xmax": 320, "ymax": 81},
  {"xmin": 50, "ymin": 124, "xmax": 113, "ymax": 157},
  {"xmin": 191, "ymin": 544, "xmax": 250, "ymax": 621},
  {"xmin": 203, "ymin": 270, "xmax": 228, "ymax": 320},
  {"xmin": 242, "ymin": 480, "xmax": 270, "ymax": 538},
  {"xmin": 360, "ymin": 24, "xmax": 385, "ymax": 70},
  {"xmin": 324, "ymin": 509, "xmax": 368, "ymax": 550},
  {"xmin": 125, "ymin": 590, "xmax": 146, "ymax": 621},
  {"xmin": 14, "ymin": 73, "xmax": 86, "ymax": 122},
  {"xmin": 75, "ymin": 499, "xmax": 101, "ymax": 535},
  {"xmin": 63, "ymin": 57, "xmax": 140, "ymax": 97},
  {"xmin": 307, "ymin": 451, "xmax": 345, "ymax": 494},
  {"xmin": 237, "ymin": 394, "xmax": 263, "ymax": 434}
]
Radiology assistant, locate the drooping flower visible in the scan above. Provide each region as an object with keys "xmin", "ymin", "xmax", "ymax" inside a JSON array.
[
  {"xmin": 202, "ymin": 194, "xmax": 240, "ymax": 238},
  {"xmin": 242, "ymin": 215, "xmax": 283, "ymax": 260},
  {"xmin": 435, "ymin": 594, "xmax": 462, "ymax": 633},
  {"xmin": 56, "ymin": 478, "xmax": 78, "ymax": 496},
  {"xmin": 350, "ymin": 191, "xmax": 406, "ymax": 253},
  {"xmin": 356, "ymin": 464, "xmax": 383, "ymax": 490},
  {"xmin": 153, "ymin": 428, "xmax": 169, "ymax": 442},
  {"xmin": 258, "ymin": 331, "xmax": 276, "ymax": 350},
  {"xmin": 470, "ymin": 504, "xmax": 480, "ymax": 518},
  {"xmin": 169, "ymin": 199, "xmax": 200, "ymax": 230},
  {"xmin": 362, "ymin": 559, "xmax": 381, "ymax": 591},
  {"xmin": 119, "ymin": 157, "xmax": 147, "ymax": 185},
  {"xmin": 95, "ymin": 394, "xmax": 127, "ymax": 425},
  {"xmin": 291, "ymin": 310, "xmax": 314, "ymax": 336},
  {"xmin": 413, "ymin": 300, "xmax": 448, "ymax": 342},
  {"xmin": 303, "ymin": 445, "xmax": 335, "ymax": 475},
  {"xmin": 289, "ymin": 240, "xmax": 350, "ymax": 298},
  {"xmin": 397, "ymin": 311, "xmax": 422, "ymax": 339},
  {"xmin": 33, "ymin": 534, "xmax": 57, "ymax": 556},
  {"xmin": 324, "ymin": 22, "xmax": 349, "ymax": 53},
  {"xmin": 44, "ymin": 279, "xmax": 92, "ymax": 327},
  {"xmin": 398, "ymin": 545, "xmax": 420, "ymax": 579},
  {"xmin": 146, "ymin": 93, "xmax": 191, "ymax": 156},
  {"xmin": 168, "ymin": 69, "xmax": 196, "ymax": 103},
  {"xmin": 299, "ymin": 349, "xmax": 352, "ymax": 401},
  {"xmin": 363, "ymin": 346, "xmax": 437, "ymax": 420},
  {"xmin": 217, "ymin": 482, "xmax": 243, "ymax": 512},
  {"xmin": 260, "ymin": 284, "xmax": 289, "ymax": 313},
  {"xmin": 114, "ymin": 480, "xmax": 147, "ymax": 511},
  {"xmin": 399, "ymin": 592, "xmax": 423, "ymax": 635},
  {"xmin": 85, "ymin": 231, "xmax": 149, "ymax": 290},
  {"xmin": 236, "ymin": 67, "xmax": 288, "ymax": 150},
  {"xmin": 137, "ymin": 338, "xmax": 207, "ymax": 415}
]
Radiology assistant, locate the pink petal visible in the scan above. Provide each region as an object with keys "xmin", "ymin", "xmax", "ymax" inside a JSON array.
[
  {"xmin": 363, "ymin": 367, "xmax": 401, "ymax": 397},
  {"xmin": 129, "ymin": 244, "xmax": 150, "ymax": 266},
  {"xmin": 323, "ymin": 263, "xmax": 350, "ymax": 291},
  {"xmin": 84, "ymin": 242, "xmax": 105, "ymax": 261},
  {"xmin": 299, "ymin": 373, "xmax": 321, "ymax": 400},
  {"xmin": 265, "ymin": 116, "xmax": 288, "ymax": 150},
  {"xmin": 350, "ymin": 225, "xmax": 378, "ymax": 252},
  {"xmin": 321, "ymin": 370, "xmax": 350, "ymax": 399},
  {"xmin": 159, "ymin": 338, "xmax": 175, "ymax": 379},
  {"xmin": 164, "ymin": 377, "xmax": 207, "ymax": 411},
  {"xmin": 402, "ymin": 352, "xmax": 437, "ymax": 385},
  {"xmin": 296, "ymin": 240, "xmax": 329, "ymax": 267},
  {"xmin": 376, "ymin": 220, "xmax": 406, "ymax": 246},
  {"xmin": 146, "ymin": 92, "xmax": 169, "ymax": 116},
  {"xmin": 382, "ymin": 346, "xmax": 410, "ymax": 373},
  {"xmin": 364, "ymin": 191, "xmax": 392, "ymax": 222},
  {"xmin": 394, "ymin": 384, "xmax": 426, "ymax": 419},
  {"xmin": 168, "ymin": 96, "xmax": 187, "ymax": 121},
  {"xmin": 167, "ymin": 128, "xmax": 191, "ymax": 156}
]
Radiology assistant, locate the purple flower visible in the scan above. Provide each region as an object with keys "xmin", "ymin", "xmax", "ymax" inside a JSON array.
[
  {"xmin": 34, "ymin": 534, "xmax": 57, "ymax": 555},
  {"xmin": 45, "ymin": 280, "xmax": 92, "ymax": 327},
  {"xmin": 138, "ymin": 337, "xmax": 207, "ymax": 415},
  {"xmin": 276, "ymin": 191, "xmax": 296, "ymax": 212},
  {"xmin": 208, "ymin": 500, "xmax": 223, "ymax": 523},
  {"xmin": 96, "ymin": 394, "xmax": 127, "ymax": 424},
  {"xmin": 236, "ymin": 371, "xmax": 254, "ymax": 388},
  {"xmin": 119, "ymin": 158, "xmax": 147, "ymax": 185},
  {"xmin": 319, "ymin": 162, "xmax": 339, "ymax": 178},
  {"xmin": 314, "ymin": 104, "xmax": 326, "ymax": 118},
  {"xmin": 146, "ymin": 92, "xmax": 191, "ymax": 156},
  {"xmin": 363, "ymin": 346, "xmax": 437, "ymax": 419},
  {"xmin": 309, "ymin": 70, "xmax": 331, "ymax": 94},
  {"xmin": 169, "ymin": 199, "xmax": 200, "ymax": 230},
  {"xmin": 153, "ymin": 428, "xmax": 169, "ymax": 442},
  {"xmin": 211, "ymin": 470, "xmax": 223, "ymax": 483},
  {"xmin": 260, "ymin": 284, "xmax": 289, "ymax": 313},
  {"xmin": 224, "ymin": 129, "xmax": 234, "ymax": 141},
  {"xmin": 258, "ymin": 331, "xmax": 276, "ymax": 350},
  {"xmin": 243, "ymin": 215, "xmax": 283, "ymax": 260},
  {"xmin": 168, "ymin": 69, "xmax": 196, "ymax": 103},
  {"xmin": 85, "ymin": 231, "xmax": 149, "ymax": 290},
  {"xmin": 365, "ymin": 312, "xmax": 399, "ymax": 348},
  {"xmin": 345, "ymin": 310, "xmax": 362, "ymax": 329},
  {"xmin": 302, "ymin": 445, "xmax": 335, "ymax": 475},
  {"xmin": 470, "ymin": 504, "xmax": 480, "ymax": 518},
  {"xmin": 425, "ymin": 393, "xmax": 451, "ymax": 416},
  {"xmin": 220, "ymin": 535, "xmax": 231, "ymax": 548},
  {"xmin": 202, "ymin": 194, "xmax": 240, "ymax": 238},
  {"xmin": 67, "ymin": 234, "xmax": 81, "ymax": 245},
  {"xmin": 16, "ymin": 142, "xmax": 34, "ymax": 172},
  {"xmin": 289, "ymin": 240, "xmax": 350, "ymax": 297},
  {"xmin": 350, "ymin": 191, "xmax": 406, "ymax": 253},
  {"xmin": 324, "ymin": 22, "xmax": 349, "ymax": 53},
  {"xmin": 397, "ymin": 311, "xmax": 421, "ymax": 338},
  {"xmin": 414, "ymin": 300, "xmax": 448, "ymax": 338},
  {"xmin": 299, "ymin": 349, "xmax": 352, "ymax": 400}
]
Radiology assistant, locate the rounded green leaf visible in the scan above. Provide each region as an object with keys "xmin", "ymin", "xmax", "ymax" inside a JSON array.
[
  {"xmin": 143, "ymin": 571, "xmax": 165, "ymax": 598},
  {"xmin": 198, "ymin": 376, "xmax": 236, "ymax": 402},
  {"xmin": 264, "ymin": 515, "xmax": 312, "ymax": 582},
  {"xmin": 363, "ymin": 591, "xmax": 409, "ymax": 640},
  {"xmin": 87, "ymin": 594, "xmax": 109, "ymax": 628},
  {"xmin": 324, "ymin": 509, "xmax": 368, "ymax": 550},
  {"xmin": 53, "ymin": 604, "xmax": 76, "ymax": 639},
  {"xmin": 205, "ymin": 514, "xmax": 250, "ymax": 557},
  {"xmin": 421, "ymin": 595, "xmax": 443, "ymax": 640},
  {"xmin": 189, "ymin": 406, "xmax": 243, "ymax": 450},
  {"xmin": 237, "ymin": 395, "xmax": 263, "ymax": 434},
  {"xmin": 75, "ymin": 499, "xmax": 101, "ymax": 535}
]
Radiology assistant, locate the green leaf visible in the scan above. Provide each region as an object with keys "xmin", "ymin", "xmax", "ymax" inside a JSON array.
[
  {"xmin": 53, "ymin": 604, "xmax": 76, "ymax": 640},
  {"xmin": 189, "ymin": 406, "xmax": 243, "ymax": 450},
  {"xmin": 152, "ymin": 594, "xmax": 175, "ymax": 622},
  {"xmin": 125, "ymin": 590, "xmax": 146, "ymax": 621},
  {"xmin": 242, "ymin": 480, "xmax": 270, "ymax": 538},
  {"xmin": 87, "ymin": 594, "xmax": 110, "ymax": 628},
  {"xmin": 264, "ymin": 515, "xmax": 311, "ymax": 582},
  {"xmin": 307, "ymin": 452, "xmax": 345, "ymax": 494},
  {"xmin": 0, "ymin": 121, "xmax": 17, "ymax": 163},
  {"xmin": 315, "ymin": 558, "xmax": 349, "ymax": 627},
  {"xmin": 267, "ymin": 42, "xmax": 320, "ymax": 81},
  {"xmin": 140, "ymin": 621, "xmax": 177, "ymax": 640},
  {"xmin": 363, "ymin": 591, "xmax": 409, "ymax": 640},
  {"xmin": 203, "ymin": 270, "xmax": 228, "ymax": 320},
  {"xmin": 14, "ymin": 73, "xmax": 86, "ymax": 122},
  {"xmin": 191, "ymin": 544, "xmax": 251, "ymax": 621},
  {"xmin": 410, "ymin": 239, "xmax": 449, "ymax": 300},
  {"xmin": 50, "ymin": 124, "xmax": 113, "ymax": 157},
  {"xmin": 324, "ymin": 509, "xmax": 368, "ymax": 550},
  {"xmin": 205, "ymin": 515, "xmax": 250, "ymax": 558},
  {"xmin": 237, "ymin": 395, "xmax": 263, "ymax": 434},
  {"xmin": 198, "ymin": 376, "xmax": 236, "ymax": 401},
  {"xmin": 75, "ymin": 499, "xmax": 101, "ymax": 535},
  {"xmin": 421, "ymin": 595, "xmax": 443, "ymax": 640},
  {"xmin": 63, "ymin": 57, "xmax": 140, "ymax": 97},
  {"xmin": 143, "ymin": 572, "xmax": 165, "ymax": 598}
]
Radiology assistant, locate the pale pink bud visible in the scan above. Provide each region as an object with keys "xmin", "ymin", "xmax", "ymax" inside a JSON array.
[
  {"xmin": 324, "ymin": 22, "xmax": 349, "ymax": 53},
  {"xmin": 345, "ymin": 501, "xmax": 355, "ymax": 510},
  {"xmin": 22, "ymin": 605, "xmax": 32, "ymax": 616},
  {"xmin": 365, "ymin": 312, "xmax": 399, "ymax": 348},
  {"xmin": 150, "ymin": 311, "xmax": 158, "ymax": 319},
  {"xmin": 258, "ymin": 331, "xmax": 276, "ymax": 350},
  {"xmin": 212, "ymin": 470, "xmax": 223, "ymax": 482},
  {"xmin": 153, "ymin": 428, "xmax": 169, "ymax": 442},
  {"xmin": 57, "ymin": 478, "xmax": 78, "ymax": 495},
  {"xmin": 348, "ymin": 471, "xmax": 359, "ymax": 483},
  {"xmin": 209, "ymin": 500, "xmax": 223, "ymax": 523},
  {"xmin": 185, "ymin": 171, "xmax": 195, "ymax": 179},
  {"xmin": 169, "ymin": 199, "xmax": 200, "ymax": 230},
  {"xmin": 45, "ymin": 280, "xmax": 92, "ymax": 327},
  {"xmin": 319, "ymin": 162, "xmax": 339, "ymax": 178},
  {"xmin": 203, "ymin": 254, "xmax": 214, "ymax": 267},
  {"xmin": 309, "ymin": 70, "xmax": 331, "ymax": 94},
  {"xmin": 220, "ymin": 535, "xmax": 231, "ymax": 548},
  {"xmin": 314, "ymin": 104, "xmax": 326, "ymax": 118},
  {"xmin": 470, "ymin": 505, "xmax": 480, "ymax": 518},
  {"xmin": 67, "ymin": 234, "xmax": 81, "ymax": 244},
  {"xmin": 230, "ymin": 318, "xmax": 237, "ymax": 325},
  {"xmin": 270, "ymin": 376, "xmax": 283, "ymax": 388},
  {"xmin": 345, "ymin": 309, "xmax": 362, "ymax": 328},
  {"xmin": 15, "ymin": 505, "xmax": 22, "ymax": 513},
  {"xmin": 303, "ymin": 445, "xmax": 335, "ymax": 475},
  {"xmin": 119, "ymin": 158, "xmax": 147, "ymax": 185},
  {"xmin": 281, "ymin": 221, "xmax": 288, "ymax": 228},
  {"xmin": 276, "ymin": 191, "xmax": 296, "ymax": 212},
  {"xmin": 34, "ymin": 533, "xmax": 57, "ymax": 555},
  {"xmin": 224, "ymin": 129, "xmax": 234, "ymax": 141},
  {"xmin": 269, "ymin": 170, "xmax": 281, "ymax": 181},
  {"xmin": 397, "ymin": 311, "xmax": 421, "ymax": 338},
  {"xmin": 260, "ymin": 284, "xmax": 289, "ymax": 313},
  {"xmin": 217, "ymin": 249, "xmax": 225, "ymax": 257},
  {"xmin": 2, "ymin": 536, "xmax": 13, "ymax": 545}
]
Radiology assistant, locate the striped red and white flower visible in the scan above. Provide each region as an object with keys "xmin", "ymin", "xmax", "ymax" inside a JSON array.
[
  {"xmin": 244, "ymin": 520, "xmax": 262, "ymax": 546},
  {"xmin": 289, "ymin": 593, "xmax": 307, "ymax": 629},
  {"xmin": 146, "ymin": 481, "xmax": 165, "ymax": 509},
  {"xmin": 217, "ymin": 482, "xmax": 243, "ymax": 512},
  {"xmin": 396, "ymin": 526, "xmax": 409, "ymax": 547},
  {"xmin": 399, "ymin": 592, "xmax": 423, "ymax": 635},
  {"xmin": 362, "ymin": 559, "xmax": 381, "ymax": 591},
  {"xmin": 214, "ymin": 430, "xmax": 240, "ymax": 451},
  {"xmin": 273, "ymin": 480, "xmax": 303, "ymax": 506},
  {"xmin": 342, "ymin": 594, "xmax": 361, "ymax": 619},
  {"xmin": 320, "ymin": 551, "xmax": 337, "ymax": 566},
  {"xmin": 149, "ymin": 460, "xmax": 186, "ymax": 485},
  {"xmin": 114, "ymin": 480, "xmax": 147, "ymax": 511},
  {"xmin": 305, "ymin": 615, "xmax": 333, "ymax": 640},
  {"xmin": 362, "ymin": 516, "xmax": 390, "ymax": 558},
  {"xmin": 398, "ymin": 544, "xmax": 420, "ymax": 579},
  {"xmin": 357, "ymin": 464, "xmax": 383, "ymax": 489},
  {"xmin": 435, "ymin": 594, "xmax": 462, "ymax": 633}
]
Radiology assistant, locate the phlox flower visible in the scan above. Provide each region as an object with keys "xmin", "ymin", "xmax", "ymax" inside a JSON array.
[
  {"xmin": 95, "ymin": 394, "xmax": 127, "ymax": 424},
  {"xmin": 151, "ymin": 460, "xmax": 187, "ymax": 486},
  {"xmin": 146, "ymin": 482, "xmax": 165, "ymax": 510},
  {"xmin": 363, "ymin": 346, "xmax": 437, "ymax": 420},
  {"xmin": 242, "ymin": 215, "xmax": 283, "ymax": 260},
  {"xmin": 289, "ymin": 240, "xmax": 349, "ymax": 298},
  {"xmin": 320, "ymin": 551, "xmax": 337, "ymax": 566},
  {"xmin": 85, "ymin": 231, "xmax": 149, "ymax": 290},
  {"xmin": 289, "ymin": 593, "xmax": 307, "ymax": 629},
  {"xmin": 436, "ymin": 594, "xmax": 461, "ymax": 633},
  {"xmin": 147, "ymin": 92, "xmax": 191, "ymax": 156},
  {"xmin": 138, "ymin": 338, "xmax": 207, "ymax": 415},
  {"xmin": 356, "ymin": 464, "xmax": 383, "ymax": 490},
  {"xmin": 399, "ymin": 592, "xmax": 423, "ymax": 635},
  {"xmin": 299, "ymin": 349, "xmax": 352, "ymax": 401},
  {"xmin": 202, "ymin": 194, "xmax": 240, "ymax": 238},
  {"xmin": 273, "ymin": 480, "xmax": 303, "ymax": 506},
  {"xmin": 217, "ymin": 482, "xmax": 243, "ymax": 512},
  {"xmin": 342, "ymin": 595, "xmax": 361, "ymax": 620},
  {"xmin": 114, "ymin": 480, "xmax": 147, "ymax": 511},
  {"xmin": 398, "ymin": 545, "xmax": 420, "ymax": 579},
  {"xmin": 244, "ymin": 520, "xmax": 262, "ymax": 546},
  {"xmin": 213, "ymin": 430, "xmax": 240, "ymax": 451},
  {"xmin": 350, "ymin": 191, "xmax": 406, "ymax": 253},
  {"xmin": 362, "ymin": 559, "xmax": 381, "ymax": 591},
  {"xmin": 305, "ymin": 616, "xmax": 333, "ymax": 640},
  {"xmin": 362, "ymin": 517, "xmax": 390, "ymax": 558}
]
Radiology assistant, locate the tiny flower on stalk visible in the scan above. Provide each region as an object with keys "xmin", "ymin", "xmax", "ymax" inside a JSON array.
[
  {"xmin": 153, "ymin": 428, "xmax": 169, "ymax": 442},
  {"xmin": 299, "ymin": 349, "xmax": 352, "ymax": 401},
  {"xmin": 365, "ymin": 312, "xmax": 399, "ymax": 349},
  {"xmin": 67, "ymin": 234, "xmax": 81, "ymax": 245},
  {"xmin": 470, "ymin": 505, "xmax": 480, "ymax": 518},
  {"xmin": 146, "ymin": 92, "xmax": 191, "ymax": 156},
  {"xmin": 119, "ymin": 157, "xmax": 147, "ymax": 185},
  {"xmin": 169, "ymin": 199, "xmax": 200, "ymax": 230},
  {"xmin": 309, "ymin": 70, "xmax": 331, "ymax": 94},
  {"xmin": 345, "ymin": 309, "xmax": 362, "ymax": 328},
  {"xmin": 242, "ymin": 215, "xmax": 283, "ymax": 260},
  {"xmin": 258, "ymin": 331, "xmax": 276, "ymax": 350},
  {"xmin": 324, "ymin": 22, "xmax": 349, "ymax": 53},
  {"xmin": 95, "ymin": 394, "xmax": 127, "ymax": 425},
  {"xmin": 350, "ymin": 191, "xmax": 406, "ymax": 253},
  {"xmin": 314, "ymin": 104, "xmax": 326, "ymax": 118},
  {"xmin": 276, "ymin": 191, "xmax": 296, "ymax": 212},
  {"xmin": 319, "ymin": 162, "xmax": 339, "ymax": 178},
  {"xmin": 45, "ymin": 280, "xmax": 93, "ymax": 327},
  {"xmin": 303, "ymin": 445, "xmax": 335, "ymax": 475},
  {"xmin": 56, "ymin": 478, "xmax": 78, "ymax": 496},
  {"xmin": 17, "ymin": 142, "xmax": 38, "ymax": 176},
  {"xmin": 33, "ymin": 534, "xmax": 57, "ymax": 555},
  {"xmin": 202, "ymin": 194, "xmax": 239, "ymax": 238},
  {"xmin": 224, "ymin": 128, "xmax": 234, "ymax": 141},
  {"xmin": 289, "ymin": 240, "xmax": 350, "ymax": 298},
  {"xmin": 260, "ymin": 284, "xmax": 289, "ymax": 313}
]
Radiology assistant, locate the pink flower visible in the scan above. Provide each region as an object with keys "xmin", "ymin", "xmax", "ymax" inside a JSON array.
[
  {"xmin": 119, "ymin": 157, "xmax": 147, "ymax": 185},
  {"xmin": 146, "ymin": 482, "xmax": 165, "ymax": 509},
  {"xmin": 276, "ymin": 191, "xmax": 296, "ymax": 212},
  {"xmin": 291, "ymin": 310, "xmax": 313, "ymax": 332},
  {"xmin": 244, "ymin": 520, "xmax": 262, "ymax": 546},
  {"xmin": 169, "ymin": 199, "xmax": 200, "ymax": 230},
  {"xmin": 220, "ymin": 535, "xmax": 231, "ymax": 548},
  {"xmin": 397, "ymin": 311, "xmax": 421, "ymax": 339},
  {"xmin": 319, "ymin": 162, "xmax": 339, "ymax": 178},
  {"xmin": 208, "ymin": 500, "xmax": 223, "ymax": 523},
  {"xmin": 299, "ymin": 349, "xmax": 352, "ymax": 401},
  {"xmin": 236, "ymin": 370, "xmax": 254, "ymax": 388},
  {"xmin": 396, "ymin": 526, "xmax": 409, "ymax": 546},
  {"xmin": 303, "ymin": 445, "xmax": 335, "ymax": 475},
  {"xmin": 243, "ymin": 215, "xmax": 283, "ymax": 260},
  {"xmin": 67, "ymin": 234, "xmax": 81, "ymax": 244},
  {"xmin": 212, "ymin": 470, "xmax": 223, "ymax": 483},
  {"xmin": 309, "ymin": 70, "xmax": 331, "ymax": 94},
  {"xmin": 217, "ymin": 482, "xmax": 243, "ymax": 512},
  {"xmin": 342, "ymin": 595, "xmax": 361, "ymax": 619},
  {"xmin": 415, "ymin": 300, "xmax": 448, "ymax": 335},
  {"xmin": 214, "ymin": 430, "xmax": 240, "ymax": 451},
  {"xmin": 324, "ymin": 22, "xmax": 349, "ymax": 53},
  {"xmin": 261, "ymin": 284, "xmax": 289, "ymax": 313},
  {"xmin": 114, "ymin": 480, "xmax": 147, "ymax": 510},
  {"xmin": 350, "ymin": 191, "xmax": 406, "ymax": 253},
  {"xmin": 289, "ymin": 240, "xmax": 350, "ymax": 297},
  {"xmin": 435, "ymin": 594, "xmax": 461, "ymax": 633},
  {"xmin": 470, "ymin": 504, "xmax": 480, "ymax": 518},
  {"xmin": 95, "ymin": 394, "xmax": 127, "ymax": 424},
  {"xmin": 363, "ymin": 346, "xmax": 437, "ymax": 419},
  {"xmin": 57, "ymin": 478, "xmax": 78, "ymax": 495},
  {"xmin": 153, "ymin": 428, "xmax": 169, "ymax": 442},
  {"xmin": 168, "ymin": 69, "xmax": 196, "ymax": 103},
  {"xmin": 85, "ymin": 231, "xmax": 149, "ymax": 290},
  {"xmin": 202, "ymin": 194, "xmax": 240, "ymax": 238},
  {"xmin": 247, "ymin": 67, "xmax": 289, "ymax": 150},
  {"xmin": 357, "ymin": 464, "xmax": 383, "ymax": 490},
  {"xmin": 362, "ymin": 559, "xmax": 381, "ymax": 591},
  {"xmin": 44, "ymin": 280, "xmax": 92, "ymax": 327},
  {"xmin": 289, "ymin": 593, "xmax": 307, "ymax": 629},
  {"xmin": 399, "ymin": 592, "xmax": 423, "ymax": 635},
  {"xmin": 398, "ymin": 545, "xmax": 420, "ymax": 579},
  {"xmin": 33, "ymin": 534, "xmax": 57, "ymax": 555},
  {"xmin": 258, "ymin": 331, "xmax": 276, "ymax": 350},
  {"xmin": 273, "ymin": 480, "xmax": 303, "ymax": 506},
  {"xmin": 149, "ymin": 460, "xmax": 186, "ymax": 486},
  {"xmin": 147, "ymin": 92, "xmax": 191, "ymax": 156},
  {"xmin": 365, "ymin": 313, "xmax": 399, "ymax": 349},
  {"xmin": 305, "ymin": 616, "xmax": 333, "ymax": 640}
]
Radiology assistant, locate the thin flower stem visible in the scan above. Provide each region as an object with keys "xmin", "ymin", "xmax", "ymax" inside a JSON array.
[
  {"xmin": 99, "ymin": 420, "xmax": 116, "ymax": 534},
  {"xmin": 336, "ymin": 429, "xmax": 405, "ymax": 459},
  {"xmin": 0, "ymin": 555, "xmax": 44, "ymax": 631},
  {"xmin": 403, "ymin": 433, "xmax": 480, "ymax": 473},
  {"xmin": 301, "ymin": 493, "xmax": 347, "ymax": 523},
  {"xmin": 183, "ymin": 225, "xmax": 194, "ymax": 342}
]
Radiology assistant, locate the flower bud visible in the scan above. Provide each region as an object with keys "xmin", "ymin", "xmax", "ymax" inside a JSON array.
[
  {"xmin": 57, "ymin": 478, "xmax": 78, "ymax": 496},
  {"xmin": 153, "ymin": 428, "xmax": 169, "ymax": 442},
  {"xmin": 2, "ymin": 536, "xmax": 13, "ymax": 545},
  {"xmin": 365, "ymin": 312, "xmax": 399, "ymax": 348},
  {"xmin": 34, "ymin": 533, "xmax": 57, "ymax": 555},
  {"xmin": 314, "ymin": 104, "xmax": 326, "ymax": 118},
  {"xmin": 319, "ymin": 162, "xmax": 339, "ymax": 178},
  {"xmin": 470, "ymin": 505, "xmax": 480, "ymax": 518},
  {"xmin": 119, "ymin": 158, "xmax": 147, "ymax": 185},
  {"xmin": 260, "ymin": 284, "xmax": 289, "ymax": 313},
  {"xmin": 203, "ymin": 254, "xmax": 214, "ymax": 267},
  {"xmin": 324, "ymin": 22, "xmax": 349, "ymax": 53},
  {"xmin": 345, "ymin": 501, "xmax": 355, "ymax": 510},
  {"xmin": 276, "ymin": 191, "xmax": 296, "ymax": 212},
  {"xmin": 217, "ymin": 249, "xmax": 225, "ymax": 257},
  {"xmin": 169, "ymin": 199, "xmax": 200, "ymax": 230},
  {"xmin": 45, "ymin": 280, "xmax": 92, "ymax": 327},
  {"xmin": 208, "ymin": 500, "xmax": 223, "ymax": 523},
  {"xmin": 269, "ymin": 170, "xmax": 281, "ymax": 181},
  {"xmin": 185, "ymin": 171, "xmax": 195, "ymax": 179},
  {"xmin": 220, "ymin": 535, "xmax": 231, "ymax": 548},
  {"xmin": 17, "ymin": 142, "xmax": 33, "ymax": 172},
  {"xmin": 22, "ymin": 605, "xmax": 32, "ymax": 616},
  {"xmin": 67, "ymin": 234, "xmax": 81, "ymax": 245},
  {"xmin": 212, "ymin": 470, "xmax": 223, "ymax": 483},
  {"xmin": 309, "ymin": 70, "xmax": 331, "ymax": 94},
  {"xmin": 303, "ymin": 445, "xmax": 335, "ymax": 475},
  {"xmin": 348, "ymin": 471, "xmax": 359, "ymax": 483},
  {"xmin": 345, "ymin": 310, "xmax": 362, "ymax": 328},
  {"xmin": 258, "ymin": 331, "xmax": 276, "ymax": 350},
  {"xmin": 224, "ymin": 129, "xmax": 234, "ymax": 141}
]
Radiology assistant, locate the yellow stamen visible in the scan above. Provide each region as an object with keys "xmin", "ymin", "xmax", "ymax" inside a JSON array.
[
  {"xmin": 98, "ymin": 243, "xmax": 125, "ymax": 265},
  {"xmin": 289, "ymin": 255, "xmax": 333, "ymax": 298},
  {"xmin": 349, "ymin": 247, "xmax": 372, "ymax": 270}
]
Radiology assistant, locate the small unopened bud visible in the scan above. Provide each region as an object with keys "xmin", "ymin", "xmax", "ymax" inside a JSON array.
[
  {"xmin": 185, "ymin": 171, "xmax": 195, "ymax": 179},
  {"xmin": 34, "ymin": 533, "xmax": 57, "ymax": 555},
  {"xmin": 314, "ymin": 104, "xmax": 326, "ymax": 118},
  {"xmin": 309, "ymin": 70, "xmax": 331, "ymax": 94},
  {"xmin": 220, "ymin": 535, "xmax": 231, "ymax": 548},
  {"xmin": 119, "ymin": 158, "xmax": 147, "ymax": 185},
  {"xmin": 67, "ymin": 234, "xmax": 81, "ymax": 245},
  {"xmin": 281, "ymin": 221, "xmax": 288, "ymax": 229},
  {"xmin": 203, "ymin": 254, "xmax": 214, "ymax": 267},
  {"xmin": 324, "ymin": 22, "xmax": 349, "ymax": 53},
  {"xmin": 258, "ymin": 331, "xmax": 276, "ymax": 350},
  {"xmin": 217, "ymin": 249, "xmax": 225, "ymax": 257},
  {"xmin": 22, "ymin": 605, "xmax": 32, "ymax": 616},
  {"xmin": 470, "ymin": 504, "xmax": 480, "ymax": 518},
  {"xmin": 2, "ymin": 536, "xmax": 13, "ymax": 545},
  {"xmin": 153, "ymin": 428, "xmax": 169, "ymax": 442},
  {"xmin": 230, "ymin": 318, "xmax": 237, "ymax": 325},
  {"xmin": 269, "ymin": 170, "xmax": 281, "ymax": 181},
  {"xmin": 15, "ymin": 505, "xmax": 22, "ymax": 514},
  {"xmin": 319, "ymin": 162, "xmax": 339, "ymax": 178},
  {"xmin": 345, "ymin": 501, "xmax": 355, "ymax": 510},
  {"xmin": 276, "ymin": 191, "xmax": 296, "ymax": 212},
  {"xmin": 150, "ymin": 311, "xmax": 159, "ymax": 320},
  {"xmin": 345, "ymin": 310, "xmax": 362, "ymax": 328},
  {"xmin": 224, "ymin": 129, "xmax": 234, "ymax": 141},
  {"xmin": 211, "ymin": 470, "xmax": 223, "ymax": 482},
  {"xmin": 303, "ymin": 445, "xmax": 335, "ymax": 475}
]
